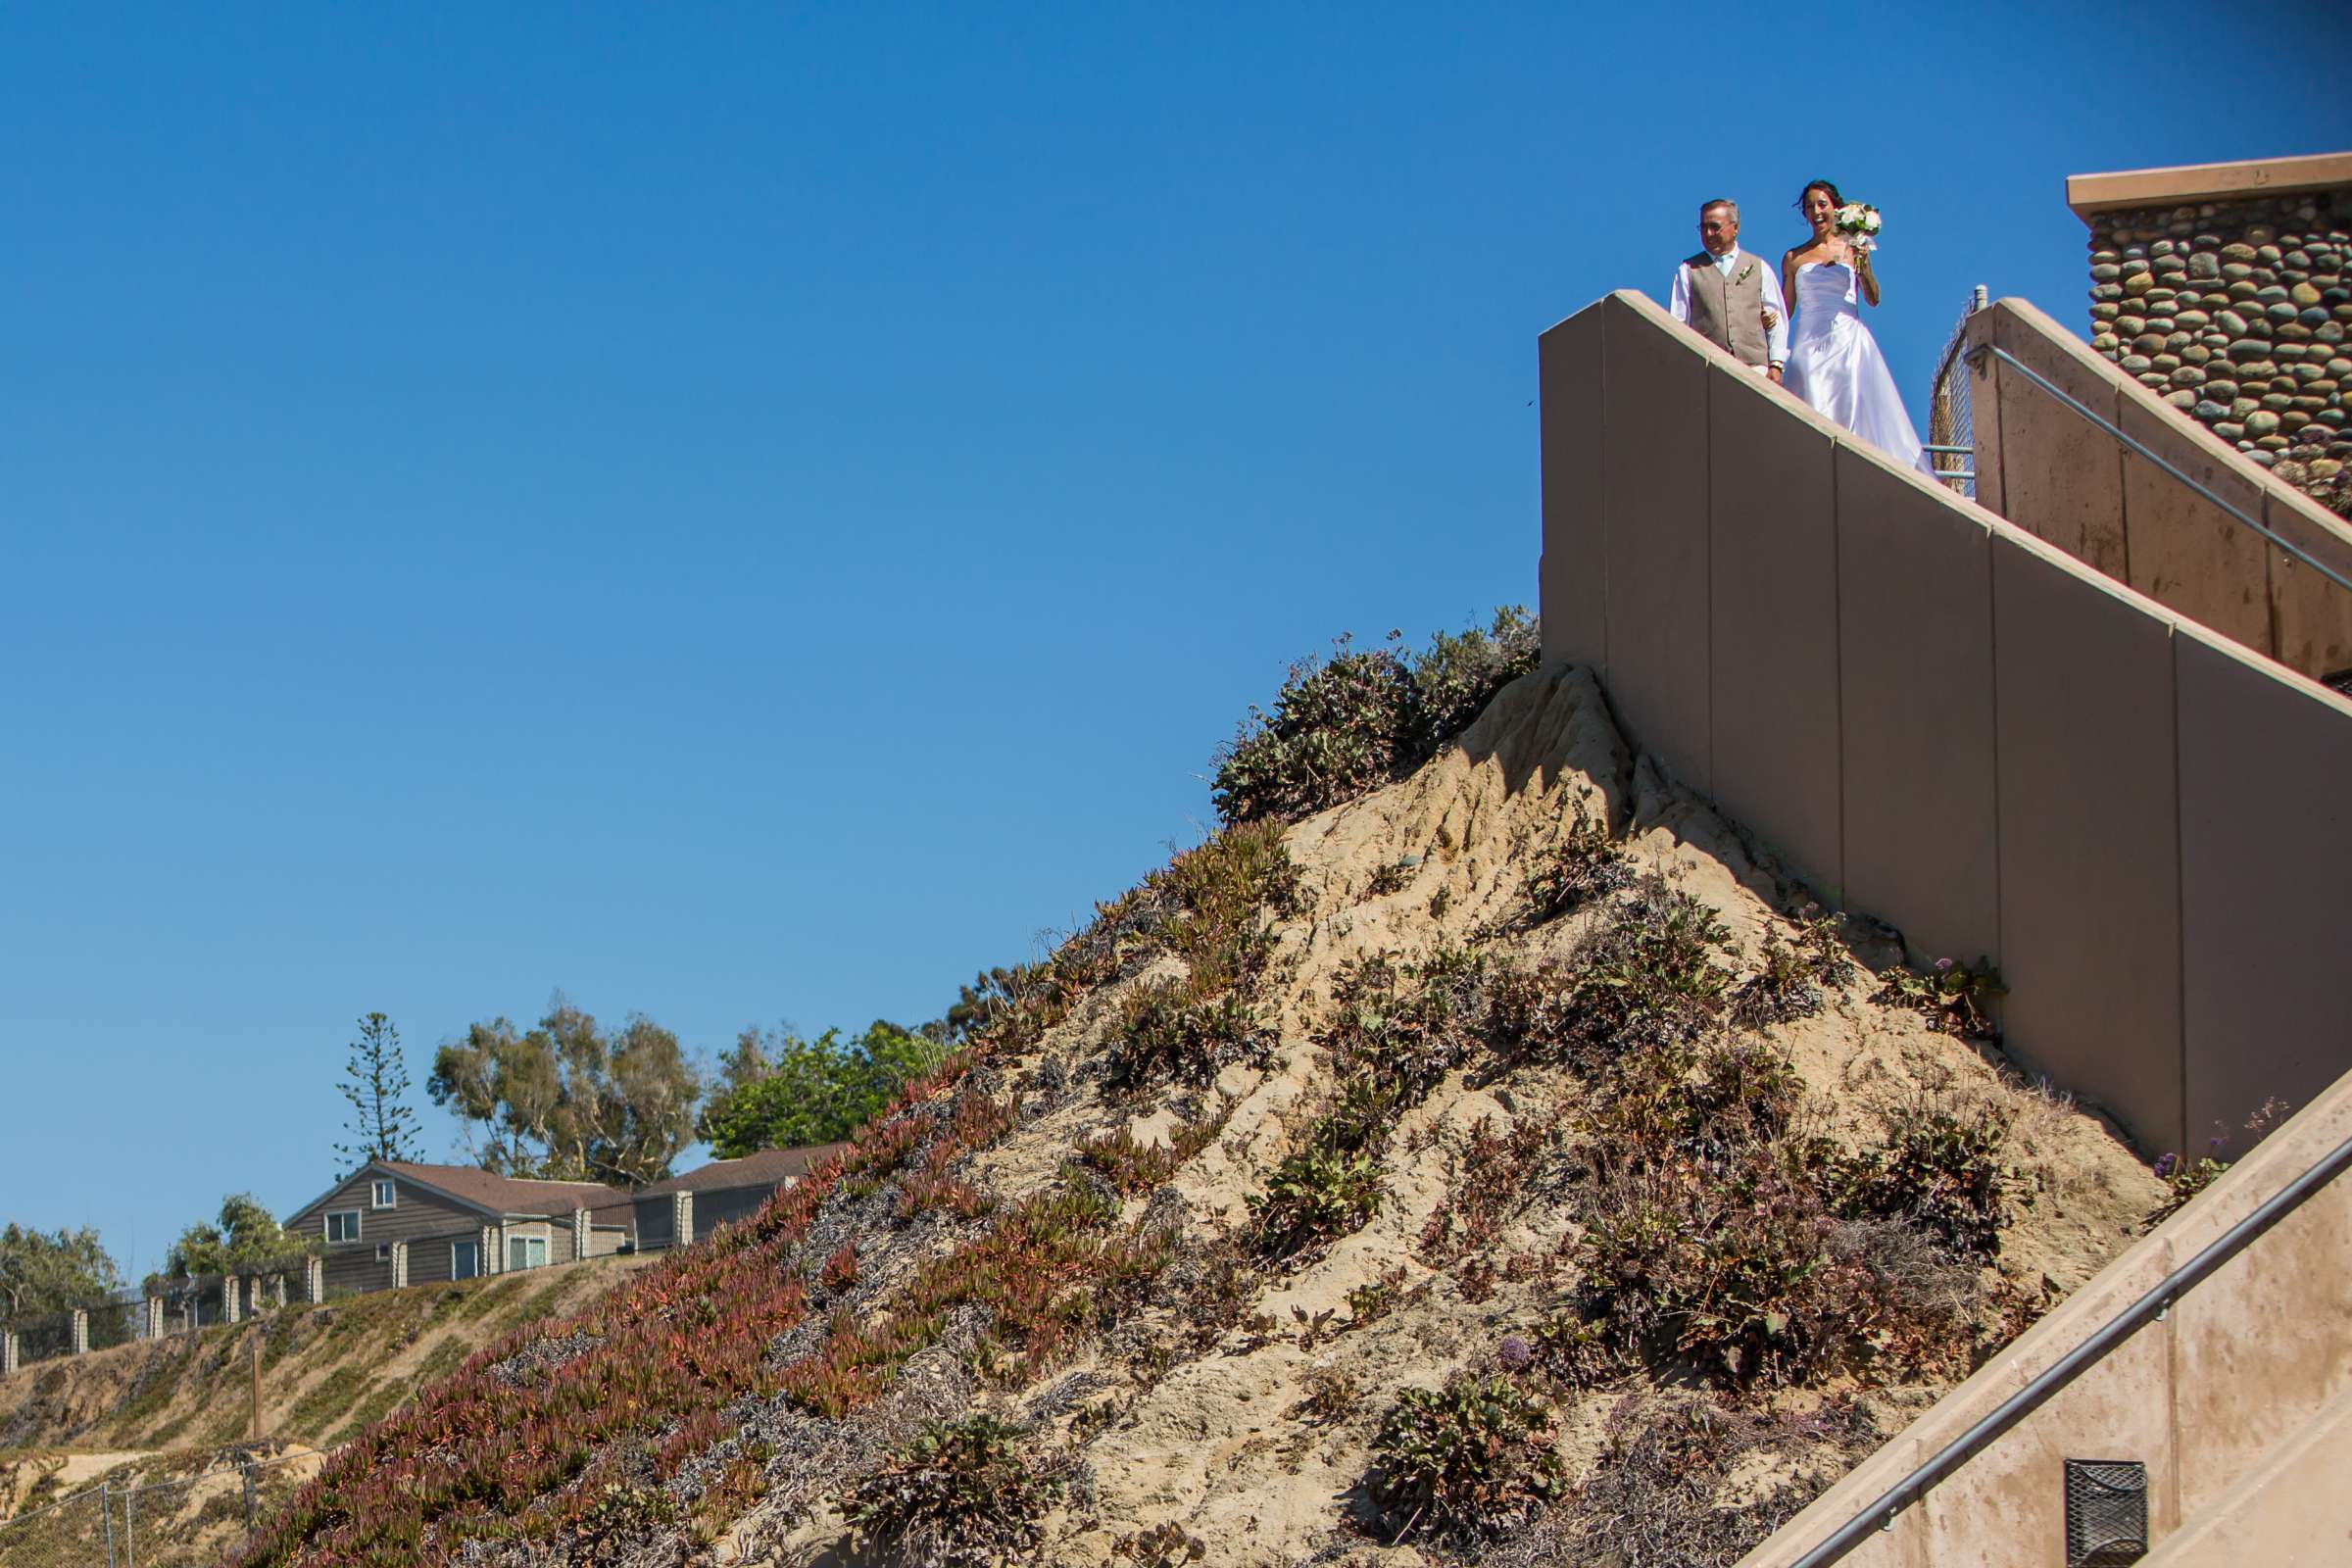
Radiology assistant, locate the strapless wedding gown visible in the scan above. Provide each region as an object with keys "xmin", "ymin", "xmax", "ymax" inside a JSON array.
[{"xmin": 1785, "ymin": 262, "xmax": 1931, "ymax": 473}]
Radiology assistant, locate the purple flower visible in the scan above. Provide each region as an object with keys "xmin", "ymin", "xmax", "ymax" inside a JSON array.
[
  {"xmin": 2154, "ymin": 1152, "xmax": 2179, "ymax": 1179},
  {"xmin": 1935, "ymin": 957, "xmax": 1956, "ymax": 973},
  {"xmin": 1497, "ymin": 1335, "xmax": 1534, "ymax": 1372}
]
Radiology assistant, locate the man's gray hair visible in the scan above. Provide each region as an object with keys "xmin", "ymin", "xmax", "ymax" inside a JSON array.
[{"xmin": 1700, "ymin": 198, "xmax": 1739, "ymax": 220}]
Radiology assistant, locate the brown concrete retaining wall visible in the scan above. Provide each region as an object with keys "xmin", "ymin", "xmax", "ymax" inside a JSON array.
[
  {"xmin": 1733, "ymin": 1068, "xmax": 2352, "ymax": 1568},
  {"xmin": 1968, "ymin": 296, "xmax": 2352, "ymax": 683},
  {"xmin": 1538, "ymin": 290, "xmax": 2352, "ymax": 1157}
]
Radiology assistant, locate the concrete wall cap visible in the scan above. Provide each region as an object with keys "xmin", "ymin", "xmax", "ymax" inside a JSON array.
[{"xmin": 2067, "ymin": 151, "xmax": 2352, "ymax": 217}]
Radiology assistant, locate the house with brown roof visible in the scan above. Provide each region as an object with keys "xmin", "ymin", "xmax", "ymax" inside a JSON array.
[
  {"xmin": 628, "ymin": 1144, "xmax": 846, "ymax": 1250},
  {"xmin": 283, "ymin": 1160, "xmax": 633, "ymax": 1296}
]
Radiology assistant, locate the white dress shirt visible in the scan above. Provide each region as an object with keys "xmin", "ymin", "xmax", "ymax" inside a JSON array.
[{"xmin": 1667, "ymin": 244, "xmax": 1790, "ymax": 368}]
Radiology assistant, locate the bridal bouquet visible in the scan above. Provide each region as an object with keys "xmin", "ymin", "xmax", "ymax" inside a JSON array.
[{"xmin": 1834, "ymin": 202, "xmax": 1882, "ymax": 252}]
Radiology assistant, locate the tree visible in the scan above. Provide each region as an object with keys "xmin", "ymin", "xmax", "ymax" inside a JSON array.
[
  {"xmin": 699, "ymin": 1019, "xmax": 945, "ymax": 1158},
  {"xmin": 427, "ymin": 995, "xmax": 702, "ymax": 1189},
  {"xmin": 336, "ymin": 1011, "xmax": 422, "ymax": 1172},
  {"xmin": 164, "ymin": 1194, "xmax": 316, "ymax": 1280},
  {"xmin": 0, "ymin": 1223, "xmax": 124, "ymax": 1328}
]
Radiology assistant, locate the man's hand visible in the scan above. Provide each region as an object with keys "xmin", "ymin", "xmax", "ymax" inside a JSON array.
[{"xmin": 1767, "ymin": 365, "xmax": 1785, "ymax": 385}]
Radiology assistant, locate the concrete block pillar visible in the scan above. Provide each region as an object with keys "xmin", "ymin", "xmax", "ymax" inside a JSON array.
[
  {"xmin": 144, "ymin": 1297, "xmax": 164, "ymax": 1340},
  {"xmin": 243, "ymin": 1277, "xmax": 261, "ymax": 1318},
  {"xmin": 304, "ymin": 1256, "xmax": 324, "ymax": 1303},
  {"xmin": 482, "ymin": 1224, "xmax": 501, "ymax": 1275},
  {"xmin": 572, "ymin": 1207, "xmax": 592, "ymax": 1260},
  {"xmin": 271, "ymin": 1275, "xmax": 287, "ymax": 1309},
  {"xmin": 671, "ymin": 1190, "xmax": 694, "ymax": 1249},
  {"xmin": 71, "ymin": 1309, "xmax": 89, "ymax": 1355},
  {"xmin": 1, "ymin": 1331, "xmax": 17, "ymax": 1375},
  {"xmin": 222, "ymin": 1277, "xmax": 242, "ymax": 1325},
  {"xmin": 389, "ymin": 1242, "xmax": 409, "ymax": 1290}
]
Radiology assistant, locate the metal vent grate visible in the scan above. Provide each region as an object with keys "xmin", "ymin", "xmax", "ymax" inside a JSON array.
[{"xmin": 2065, "ymin": 1459, "xmax": 2147, "ymax": 1566}]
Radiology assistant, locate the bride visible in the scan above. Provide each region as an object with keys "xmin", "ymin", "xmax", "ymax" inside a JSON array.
[{"xmin": 1780, "ymin": 180, "xmax": 1931, "ymax": 473}]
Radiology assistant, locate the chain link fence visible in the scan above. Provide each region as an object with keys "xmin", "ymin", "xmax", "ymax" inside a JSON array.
[
  {"xmin": 0, "ymin": 1447, "xmax": 326, "ymax": 1568},
  {"xmin": 1924, "ymin": 284, "xmax": 1988, "ymax": 499}
]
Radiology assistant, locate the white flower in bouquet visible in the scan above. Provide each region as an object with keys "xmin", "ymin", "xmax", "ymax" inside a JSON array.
[{"xmin": 1834, "ymin": 202, "xmax": 1883, "ymax": 252}]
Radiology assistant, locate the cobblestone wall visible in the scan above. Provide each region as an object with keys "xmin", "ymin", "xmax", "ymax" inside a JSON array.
[{"xmin": 2084, "ymin": 189, "xmax": 2352, "ymax": 514}]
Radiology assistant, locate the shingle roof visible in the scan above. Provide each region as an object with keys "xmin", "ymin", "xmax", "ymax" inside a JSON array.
[
  {"xmin": 377, "ymin": 1161, "xmax": 632, "ymax": 1222},
  {"xmin": 634, "ymin": 1144, "xmax": 849, "ymax": 1199}
]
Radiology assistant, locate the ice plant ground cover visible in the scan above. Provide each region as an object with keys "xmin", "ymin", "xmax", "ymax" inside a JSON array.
[{"xmin": 223, "ymin": 628, "xmax": 2171, "ymax": 1568}]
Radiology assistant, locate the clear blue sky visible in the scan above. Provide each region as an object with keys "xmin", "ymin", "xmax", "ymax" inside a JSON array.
[{"xmin": 4, "ymin": 0, "xmax": 2345, "ymax": 1280}]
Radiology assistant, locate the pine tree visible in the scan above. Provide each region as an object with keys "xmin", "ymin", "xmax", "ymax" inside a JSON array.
[{"xmin": 336, "ymin": 1011, "xmax": 422, "ymax": 1172}]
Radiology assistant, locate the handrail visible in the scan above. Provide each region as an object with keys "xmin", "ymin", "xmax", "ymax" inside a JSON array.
[
  {"xmin": 1966, "ymin": 341, "xmax": 2352, "ymax": 598},
  {"xmin": 1782, "ymin": 1127, "xmax": 2352, "ymax": 1568}
]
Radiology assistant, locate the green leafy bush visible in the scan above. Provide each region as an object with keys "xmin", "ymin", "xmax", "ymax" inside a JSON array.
[
  {"xmin": 1570, "ymin": 1155, "xmax": 1868, "ymax": 1388},
  {"xmin": 1494, "ymin": 873, "xmax": 1733, "ymax": 1064},
  {"xmin": 699, "ymin": 1020, "xmax": 946, "ymax": 1156},
  {"xmin": 1212, "ymin": 609, "xmax": 1537, "ymax": 826},
  {"xmin": 1877, "ymin": 956, "xmax": 2006, "ymax": 1039},
  {"xmin": 1368, "ymin": 1373, "xmax": 1564, "ymax": 1542},
  {"xmin": 1834, "ymin": 1099, "xmax": 2018, "ymax": 1257},
  {"xmin": 1249, "ymin": 948, "xmax": 1496, "ymax": 1260},
  {"xmin": 2144, "ymin": 1152, "xmax": 2229, "ymax": 1231},
  {"xmin": 1582, "ymin": 1040, "xmax": 1807, "ymax": 1177},
  {"xmin": 1102, "ymin": 983, "xmax": 1274, "ymax": 1095},
  {"xmin": 842, "ymin": 1414, "xmax": 1061, "ymax": 1567},
  {"xmin": 1519, "ymin": 798, "xmax": 1632, "ymax": 924},
  {"xmin": 1248, "ymin": 1146, "xmax": 1385, "ymax": 1258}
]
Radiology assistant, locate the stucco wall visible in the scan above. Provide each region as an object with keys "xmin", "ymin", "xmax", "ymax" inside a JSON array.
[
  {"xmin": 1969, "ymin": 297, "xmax": 2352, "ymax": 683},
  {"xmin": 1538, "ymin": 290, "xmax": 2352, "ymax": 1158},
  {"xmin": 1733, "ymin": 1068, "xmax": 2352, "ymax": 1568}
]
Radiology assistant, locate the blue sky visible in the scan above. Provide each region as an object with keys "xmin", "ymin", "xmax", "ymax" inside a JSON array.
[{"xmin": 4, "ymin": 0, "xmax": 2345, "ymax": 1278}]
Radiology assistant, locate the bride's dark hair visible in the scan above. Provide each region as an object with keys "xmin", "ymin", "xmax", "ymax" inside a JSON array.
[{"xmin": 1796, "ymin": 179, "xmax": 1843, "ymax": 213}]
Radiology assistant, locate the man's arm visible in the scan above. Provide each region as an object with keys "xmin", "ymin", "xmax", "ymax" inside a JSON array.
[
  {"xmin": 1667, "ymin": 262, "xmax": 1691, "ymax": 324},
  {"xmin": 1759, "ymin": 262, "xmax": 1790, "ymax": 368}
]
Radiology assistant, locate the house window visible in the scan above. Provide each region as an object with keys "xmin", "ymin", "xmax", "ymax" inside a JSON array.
[
  {"xmin": 451, "ymin": 1240, "xmax": 479, "ymax": 1280},
  {"xmin": 507, "ymin": 1235, "xmax": 549, "ymax": 1271},
  {"xmin": 325, "ymin": 1210, "xmax": 362, "ymax": 1243},
  {"xmin": 375, "ymin": 1244, "xmax": 391, "ymax": 1262},
  {"xmin": 371, "ymin": 1179, "xmax": 397, "ymax": 1209}
]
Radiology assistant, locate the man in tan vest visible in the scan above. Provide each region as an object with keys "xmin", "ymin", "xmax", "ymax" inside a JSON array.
[{"xmin": 1668, "ymin": 198, "xmax": 1788, "ymax": 383}]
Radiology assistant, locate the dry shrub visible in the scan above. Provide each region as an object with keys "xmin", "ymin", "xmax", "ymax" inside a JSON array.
[
  {"xmin": 1417, "ymin": 1112, "xmax": 1560, "ymax": 1263},
  {"xmin": 1544, "ymin": 1396, "xmax": 1877, "ymax": 1568}
]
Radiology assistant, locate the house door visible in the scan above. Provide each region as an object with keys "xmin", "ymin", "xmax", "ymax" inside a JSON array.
[
  {"xmin": 451, "ymin": 1240, "xmax": 479, "ymax": 1280},
  {"xmin": 507, "ymin": 1235, "xmax": 548, "ymax": 1271}
]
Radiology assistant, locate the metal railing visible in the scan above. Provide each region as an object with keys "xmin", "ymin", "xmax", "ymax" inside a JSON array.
[
  {"xmin": 1963, "ymin": 339, "xmax": 2352, "ymax": 599},
  {"xmin": 1781, "ymin": 1128, "xmax": 2352, "ymax": 1567}
]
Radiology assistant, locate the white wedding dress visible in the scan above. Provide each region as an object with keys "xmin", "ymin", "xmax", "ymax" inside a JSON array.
[{"xmin": 1785, "ymin": 261, "xmax": 1931, "ymax": 473}]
